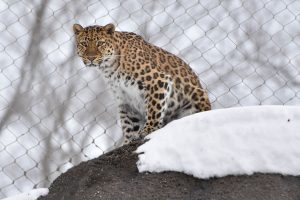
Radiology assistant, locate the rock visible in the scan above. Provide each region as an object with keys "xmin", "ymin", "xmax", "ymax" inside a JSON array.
[{"xmin": 39, "ymin": 141, "xmax": 300, "ymax": 200}]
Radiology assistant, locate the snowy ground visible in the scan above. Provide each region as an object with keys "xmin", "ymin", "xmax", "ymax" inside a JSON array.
[
  {"xmin": 137, "ymin": 106, "xmax": 300, "ymax": 179},
  {"xmin": 1, "ymin": 188, "xmax": 48, "ymax": 200},
  {"xmin": 3, "ymin": 106, "xmax": 300, "ymax": 199}
]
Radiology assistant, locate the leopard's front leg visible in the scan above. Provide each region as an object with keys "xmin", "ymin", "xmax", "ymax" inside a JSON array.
[
  {"xmin": 119, "ymin": 104, "xmax": 144, "ymax": 145},
  {"xmin": 139, "ymin": 74, "xmax": 172, "ymax": 137}
]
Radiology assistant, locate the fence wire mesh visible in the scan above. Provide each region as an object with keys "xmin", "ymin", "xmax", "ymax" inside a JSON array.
[{"xmin": 0, "ymin": 0, "xmax": 300, "ymax": 197}]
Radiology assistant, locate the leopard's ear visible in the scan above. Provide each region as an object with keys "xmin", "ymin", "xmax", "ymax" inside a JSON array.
[
  {"xmin": 103, "ymin": 23, "xmax": 115, "ymax": 35},
  {"xmin": 73, "ymin": 24, "xmax": 83, "ymax": 35}
]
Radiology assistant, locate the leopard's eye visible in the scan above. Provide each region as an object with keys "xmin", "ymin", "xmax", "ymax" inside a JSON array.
[
  {"xmin": 79, "ymin": 41, "xmax": 87, "ymax": 46},
  {"xmin": 96, "ymin": 41, "xmax": 105, "ymax": 46}
]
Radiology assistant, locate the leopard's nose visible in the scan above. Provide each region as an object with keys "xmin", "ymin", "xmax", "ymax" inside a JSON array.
[
  {"xmin": 86, "ymin": 47, "xmax": 97, "ymax": 61},
  {"xmin": 87, "ymin": 56, "xmax": 96, "ymax": 62}
]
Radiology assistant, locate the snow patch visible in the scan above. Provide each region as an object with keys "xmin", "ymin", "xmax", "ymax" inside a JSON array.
[
  {"xmin": 1, "ymin": 188, "xmax": 49, "ymax": 200},
  {"xmin": 136, "ymin": 106, "xmax": 300, "ymax": 179}
]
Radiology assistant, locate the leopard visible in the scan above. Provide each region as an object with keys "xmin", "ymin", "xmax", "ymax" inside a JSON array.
[{"xmin": 73, "ymin": 23, "xmax": 211, "ymax": 145}]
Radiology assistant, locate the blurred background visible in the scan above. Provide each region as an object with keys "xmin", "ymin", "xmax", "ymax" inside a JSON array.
[{"xmin": 0, "ymin": 0, "xmax": 299, "ymax": 198}]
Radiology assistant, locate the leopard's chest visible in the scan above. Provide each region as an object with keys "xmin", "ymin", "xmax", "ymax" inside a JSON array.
[
  {"xmin": 97, "ymin": 59, "xmax": 146, "ymax": 116},
  {"xmin": 112, "ymin": 76, "xmax": 145, "ymax": 116}
]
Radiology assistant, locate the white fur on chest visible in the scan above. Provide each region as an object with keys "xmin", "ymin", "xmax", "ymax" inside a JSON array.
[
  {"xmin": 97, "ymin": 58, "xmax": 145, "ymax": 116},
  {"xmin": 115, "ymin": 78, "xmax": 145, "ymax": 116}
]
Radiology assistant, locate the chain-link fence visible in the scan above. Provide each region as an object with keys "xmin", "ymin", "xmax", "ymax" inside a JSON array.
[{"xmin": 0, "ymin": 0, "xmax": 300, "ymax": 198}]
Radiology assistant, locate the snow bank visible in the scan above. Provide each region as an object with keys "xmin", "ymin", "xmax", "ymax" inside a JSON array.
[
  {"xmin": 1, "ymin": 188, "xmax": 48, "ymax": 200},
  {"xmin": 136, "ymin": 106, "xmax": 300, "ymax": 179}
]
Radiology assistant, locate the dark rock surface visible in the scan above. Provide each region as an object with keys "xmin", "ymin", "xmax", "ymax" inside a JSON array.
[{"xmin": 39, "ymin": 141, "xmax": 300, "ymax": 200}]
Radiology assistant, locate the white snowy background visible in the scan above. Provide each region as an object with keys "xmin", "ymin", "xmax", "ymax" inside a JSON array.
[{"xmin": 0, "ymin": 0, "xmax": 300, "ymax": 198}]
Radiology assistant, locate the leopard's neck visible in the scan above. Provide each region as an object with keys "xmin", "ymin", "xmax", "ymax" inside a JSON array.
[{"xmin": 97, "ymin": 52, "xmax": 121, "ymax": 80}]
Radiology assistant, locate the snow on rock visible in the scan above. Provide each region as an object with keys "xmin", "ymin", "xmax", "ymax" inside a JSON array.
[
  {"xmin": 1, "ymin": 188, "xmax": 49, "ymax": 200},
  {"xmin": 136, "ymin": 106, "xmax": 300, "ymax": 179}
]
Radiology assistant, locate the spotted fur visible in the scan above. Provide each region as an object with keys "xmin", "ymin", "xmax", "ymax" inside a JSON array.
[{"xmin": 73, "ymin": 23, "xmax": 211, "ymax": 144}]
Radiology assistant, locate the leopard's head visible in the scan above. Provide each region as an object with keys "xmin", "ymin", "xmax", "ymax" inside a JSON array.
[{"xmin": 73, "ymin": 23, "xmax": 116, "ymax": 67}]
